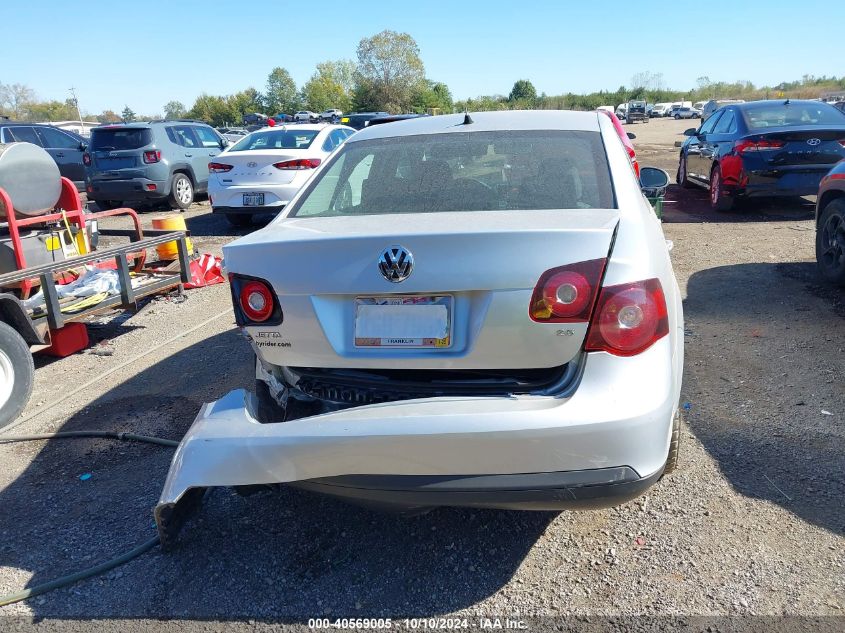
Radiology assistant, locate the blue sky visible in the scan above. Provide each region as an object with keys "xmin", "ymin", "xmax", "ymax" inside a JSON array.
[{"xmin": 3, "ymin": 0, "xmax": 842, "ymax": 116}]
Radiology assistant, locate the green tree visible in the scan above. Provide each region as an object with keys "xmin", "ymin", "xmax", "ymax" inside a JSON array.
[
  {"xmin": 25, "ymin": 99, "xmax": 77, "ymax": 121},
  {"xmin": 302, "ymin": 60, "xmax": 356, "ymax": 112},
  {"xmin": 411, "ymin": 80, "xmax": 453, "ymax": 113},
  {"xmin": 264, "ymin": 67, "xmax": 299, "ymax": 115},
  {"xmin": 187, "ymin": 94, "xmax": 235, "ymax": 127},
  {"xmin": 508, "ymin": 79, "xmax": 537, "ymax": 103},
  {"xmin": 228, "ymin": 88, "xmax": 265, "ymax": 121},
  {"xmin": 121, "ymin": 105, "xmax": 136, "ymax": 122},
  {"xmin": 163, "ymin": 100, "xmax": 187, "ymax": 119},
  {"xmin": 355, "ymin": 30, "xmax": 426, "ymax": 112},
  {"xmin": 97, "ymin": 110, "xmax": 121, "ymax": 123}
]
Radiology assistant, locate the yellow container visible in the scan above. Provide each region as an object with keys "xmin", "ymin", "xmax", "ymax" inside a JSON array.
[{"xmin": 151, "ymin": 214, "xmax": 193, "ymax": 260}]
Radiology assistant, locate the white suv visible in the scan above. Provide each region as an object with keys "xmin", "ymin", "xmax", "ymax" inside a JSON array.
[
  {"xmin": 294, "ymin": 111, "xmax": 317, "ymax": 122},
  {"xmin": 320, "ymin": 109, "xmax": 343, "ymax": 121}
]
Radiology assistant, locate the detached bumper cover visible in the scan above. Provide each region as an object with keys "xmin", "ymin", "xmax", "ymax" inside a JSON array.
[{"xmin": 155, "ymin": 340, "xmax": 680, "ymax": 541}]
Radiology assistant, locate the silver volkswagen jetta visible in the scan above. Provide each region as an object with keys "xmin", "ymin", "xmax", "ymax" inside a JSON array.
[{"xmin": 157, "ymin": 111, "xmax": 684, "ymax": 534}]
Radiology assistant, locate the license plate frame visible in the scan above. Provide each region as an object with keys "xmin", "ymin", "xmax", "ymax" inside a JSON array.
[
  {"xmin": 354, "ymin": 295, "xmax": 452, "ymax": 348},
  {"xmin": 243, "ymin": 193, "xmax": 264, "ymax": 206}
]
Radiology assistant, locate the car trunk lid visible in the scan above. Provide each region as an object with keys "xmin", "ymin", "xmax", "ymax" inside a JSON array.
[
  {"xmin": 225, "ymin": 209, "xmax": 619, "ymax": 369},
  {"xmin": 213, "ymin": 150, "xmax": 311, "ymax": 185},
  {"xmin": 740, "ymin": 126, "xmax": 845, "ymax": 167}
]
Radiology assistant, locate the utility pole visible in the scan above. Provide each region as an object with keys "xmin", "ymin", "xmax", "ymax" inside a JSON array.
[{"xmin": 69, "ymin": 87, "xmax": 84, "ymax": 134}]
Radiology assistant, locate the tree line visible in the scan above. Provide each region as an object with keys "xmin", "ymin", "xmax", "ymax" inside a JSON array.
[{"xmin": 3, "ymin": 33, "xmax": 844, "ymax": 127}]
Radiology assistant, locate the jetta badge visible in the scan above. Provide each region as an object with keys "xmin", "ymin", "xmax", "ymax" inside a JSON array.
[
  {"xmin": 246, "ymin": 161, "xmax": 258, "ymax": 168},
  {"xmin": 807, "ymin": 138, "xmax": 821, "ymax": 146},
  {"xmin": 378, "ymin": 246, "xmax": 414, "ymax": 283}
]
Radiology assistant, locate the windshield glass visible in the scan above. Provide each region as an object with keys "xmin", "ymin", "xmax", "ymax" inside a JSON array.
[
  {"xmin": 291, "ymin": 130, "xmax": 615, "ymax": 218},
  {"xmin": 742, "ymin": 103, "xmax": 845, "ymax": 129},
  {"xmin": 229, "ymin": 129, "xmax": 319, "ymax": 151},
  {"xmin": 90, "ymin": 127, "xmax": 152, "ymax": 150}
]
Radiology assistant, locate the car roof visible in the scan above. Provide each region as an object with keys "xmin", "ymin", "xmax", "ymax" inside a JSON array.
[
  {"xmin": 249, "ymin": 123, "xmax": 352, "ymax": 133},
  {"xmin": 349, "ymin": 110, "xmax": 601, "ymax": 142},
  {"xmin": 734, "ymin": 99, "xmax": 833, "ymax": 110}
]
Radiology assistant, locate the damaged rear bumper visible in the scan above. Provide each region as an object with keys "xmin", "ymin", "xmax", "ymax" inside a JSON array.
[{"xmin": 154, "ymin": 341, "xmax": 679, "ymax": 544}]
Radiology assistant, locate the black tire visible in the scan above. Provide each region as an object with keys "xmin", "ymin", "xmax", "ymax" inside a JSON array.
[
  {"xmin": 816, "ymin": 198, "xmax": 845, "ymax": 285},
  {"xmin": 96, "ymin": 200, "xmax": 121, "ymax": 211},
  {"xmin": 677, "ymin": 154, "xmax": 694, "ymax": 188},
  {"xmin": 674, "ymin": 114, "xmax": 680, "ymax": 119},
  {"xmin": 709, "ymin": 165, "xmax": 735, "ymax": 211},
  {"xmin": 168, "ymin": 173, "xmax": 194, "ymax": 210},
  {"xmin": 226, "ymin": 213, "xmax": 253, "ymax": 227},
  {"xmin": 0, "ymin": 321, "xmax": 34, "ymax": 430},
  {"xmin": 663, "ymin": 410, "xmax": 682, "ymax": 475}
]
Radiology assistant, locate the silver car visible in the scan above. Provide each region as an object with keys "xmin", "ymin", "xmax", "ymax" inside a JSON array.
[{"xmin": 156, "ymin": 111, "xmax": 684, "ymax": 533}]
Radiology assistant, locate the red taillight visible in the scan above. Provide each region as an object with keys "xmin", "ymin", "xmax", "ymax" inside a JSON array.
[
  {"xmin": 735, "ymin": 139, "xmax": 785, "ymax": 153},
  {"xmin": 274, "ymin": 158, "xmax": 322, "ymax": 170},
  {"xmin": 143, "ymin": 150, "xmax": 161, "ymax": 164},
  {"xmin": 585, "ymin": 278, "xmax": 669, "ymax": 356},
  {"xmin": 82, "ymin": 152, "xmax": 91, "ymax": 166},
  {"xmin": 239, "ymin": 280, "xmax": 275, "ymax": 323},
  {"xmin": 530, "ymin": 259, "xmax": 606, "ymax": 322},
  {"xmin": 208, "ymin": 162, "xmax": 233, "ymax": 173},
  {"xmin": 838, "ymin": 139, "xmax": 845, "ymax": 148}
]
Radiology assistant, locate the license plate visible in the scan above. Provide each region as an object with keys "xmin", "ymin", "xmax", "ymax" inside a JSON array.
[
  {"xmin": 243, "ymin": 193, "xmax": 264, "ymax": 206},
  {"xmin": 354, "ymin": 296, "xmax": 452, "ymax": 348}
]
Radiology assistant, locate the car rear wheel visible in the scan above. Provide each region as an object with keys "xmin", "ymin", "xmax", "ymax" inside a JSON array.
[
  {"xmin": 677, "ymin": 154, "xmax": 694, "ymax": 188},
  {"xmin": 226, "ymin": 213, "xmax": 252, "ymax": 227},
  {"xmin": 168, "ymin": 173, "xmax": 194, "ymax": 210},
  {"xmin": 0, "ymin": 321, "xmax": 34, "ymax": 430},
  {"xmin": 816, "ymin": 198, "xmax": 845, "ymax": 285},
  {"xmin": 709, "ymin": 165, "xmax": 734, "ymax": 211}
]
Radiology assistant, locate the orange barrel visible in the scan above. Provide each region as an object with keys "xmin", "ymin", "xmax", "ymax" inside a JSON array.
[{"xmin": 151, "ymin": 214, "xmax": 193, "ymax": 260}]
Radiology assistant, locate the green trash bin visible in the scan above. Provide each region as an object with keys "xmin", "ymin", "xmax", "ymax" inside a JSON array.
[{"xmin": 646, "ymin": 196, "xmax": 664, "ymax": 219}]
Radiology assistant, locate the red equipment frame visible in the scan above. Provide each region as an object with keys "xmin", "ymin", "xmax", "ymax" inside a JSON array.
[{"xmin": 0, "ymin": 177, "xmax": 147, "ymax": 299}]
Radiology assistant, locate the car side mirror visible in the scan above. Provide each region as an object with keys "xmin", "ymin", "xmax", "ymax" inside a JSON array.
[
  {"xmin": 639, "ymin": 167, "xmax": 670, "ymax": 191},
  {"xmin": 683, "ymin": 128, "xmax": 698, "ymax": 137},
  {"xmin": 220, "ymin": 138, "xmax": 229, "ymax": 148},
  {"xmin": 626, "ymin": 132, "xmax": 636, "ymax": 140},
  {"xmin": 79, "ymin": 141, "xmax": 88, "ymax": 151}
]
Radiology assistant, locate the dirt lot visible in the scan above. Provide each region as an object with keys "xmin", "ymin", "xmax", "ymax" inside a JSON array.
[{"xmin": 0, "ymin": 118, "xmax": 842, "ymax": 629}]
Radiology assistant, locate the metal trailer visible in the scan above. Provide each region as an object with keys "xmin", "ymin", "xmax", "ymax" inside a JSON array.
[{"xmin": 0, "ymin": 177, "xmax": 191, "ymax": 429}]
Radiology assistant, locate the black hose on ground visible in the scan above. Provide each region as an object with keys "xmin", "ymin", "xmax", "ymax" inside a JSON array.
[{"xmin": 0, "ymin": 430, "xmax": 179, "ymax": 608}]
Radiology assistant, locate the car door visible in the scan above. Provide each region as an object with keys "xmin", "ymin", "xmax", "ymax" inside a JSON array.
[
  {"xmin": 687, "ymin": 110, "xmax": 723, "ymax": 182},
  {"xmin": 702, "ymin": 108, "xmax": 738, "ymax": 184},
  {"xmin": 192, "ymin": 125, "xmax": 225, "ymax": 190},
  {"xmin": 35, "ymin": 126, "xmax": 87, "ymax": 188},
  {"xmin": 170, "ymin": 125, "xmax": 207, "ymax": 186}
]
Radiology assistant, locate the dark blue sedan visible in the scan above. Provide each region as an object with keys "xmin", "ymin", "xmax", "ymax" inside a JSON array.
[{"xmin": 676, "ymin": 100, "xmax": 845, "ymax": 211}]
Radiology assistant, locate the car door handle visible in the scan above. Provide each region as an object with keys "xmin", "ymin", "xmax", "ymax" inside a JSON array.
[
  {"xmin": 55, "ymin": 152, "xmax": 64, "ymax": 157},
  {"xmin": 185, "ymin": 153, "xmax": 193, "ymax": 157},
  {"xmin": 208, "ymin": 153, "xmax": 217, "ymax": 158}
]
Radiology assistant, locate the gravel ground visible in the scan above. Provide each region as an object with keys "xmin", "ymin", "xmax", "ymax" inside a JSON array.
[{"xmin": 0, "ymin": 120, "xmax": 842, "ymax": 630}]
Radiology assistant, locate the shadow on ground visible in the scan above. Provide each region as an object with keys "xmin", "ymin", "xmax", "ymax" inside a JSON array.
[
  {"xmin": 0, "ymin": 328, "xmax": 551, "ymax": 619},
  {"xmin": 682, "ymin": 261, "xmax": 844, "ymax": 535},
  {"xmin": 662, "ymin": 184, "xmax": 815, "ymax": 224}
]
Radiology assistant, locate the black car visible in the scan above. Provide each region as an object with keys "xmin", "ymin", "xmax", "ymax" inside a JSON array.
[
  {"xmin": 339, "ymin": 112, "xmax": 390, "ymax": 130},
  {"xmin": 677, "ymin": 100, "xmax": 845, "ymax": 211},
  {"xmin": 366, "ymin": 113, "xmax": 430, "ymax": 127},
  {"xmin": 0, "ymin": 122, "xmax": 88, "ymax": 191}
]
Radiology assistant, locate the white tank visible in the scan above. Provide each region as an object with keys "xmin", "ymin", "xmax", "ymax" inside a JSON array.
[{"xmin": 0, "ymin": 142, "xmax": 62, "ymax": 220}]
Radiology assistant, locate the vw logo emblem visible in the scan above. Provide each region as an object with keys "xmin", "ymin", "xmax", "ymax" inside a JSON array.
[
  {"xmin": 806, "ymin": 138, "xmax": 821, "ymax": 146},
  {"xmin": 246, "ymin": 161, "xmax": 257, "ymax": 168},
  {"xmin": 378, "ymin": 246, "xmax": 413, "ymax": 283}
]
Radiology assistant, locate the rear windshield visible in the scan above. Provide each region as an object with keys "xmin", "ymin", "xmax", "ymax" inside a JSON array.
[
  {"xmin": 291, "ymin": 130, "xmax": 615, "ymax": 218},
  {"xmin": 742, "ymin": 103, "xmax": 845, "ymax": 129},
  {"xmin": 90, "ymin": 127, "xmax": 152, "ymax": 150},
  {"xmin": 229, "ymin": 129, "xmax": 318, "ymax": 151}
]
